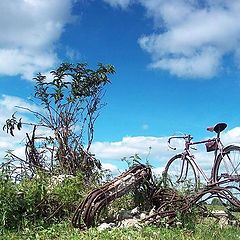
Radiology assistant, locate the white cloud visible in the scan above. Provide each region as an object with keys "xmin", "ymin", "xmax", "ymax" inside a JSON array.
[
  {"xmin": 103, "ymin": 0, "xmax": 134, "ymax": 9},
  {"xmin": 0, "ymin": 0, "xmax": 76, "ymax": 80},
  {"xmin": 0, "ymin": 49, "xmax": 57, "ymax": 80},
  {"xmin": 138, "ymin": 0, "xmax": 240, "ymax": 78},
  {"xmin": 0, "ymin": 94, "xmax": 45, "ymax": 161},
  {"xmin": 90, "ymin": 135, "xmax": 185, "ymax": 176},
  {"xmin": 222, "ymin": 127, "xmax": 240, "ymax": 145},
  {"xmin": 65, "ymin": 46, "xmax": 82, "ymax": 61},
  {"xmin": 90, "ymin": 126, "xmax": 240, "ymax": 176},
  {"xmin": 152, "ymin": 166, "xmax": 165, "ymax": 176},
  {"xmin": 104, "ymin": 0, "xmax": 240, "ymax": 78},
  {"xmin": 102, "ymin": 162, "xmax": 121, "ymax": 175},
  {"xmin": 0, "ymin": 94, "xmax": 40, "ymax": 113},
  {"xmin": 90, "ymin": 136, "xmax": 171, "ymax": 161},
  {"xmin": 148, "ymin": 47, "xmax": 220, "ymax": 78}
]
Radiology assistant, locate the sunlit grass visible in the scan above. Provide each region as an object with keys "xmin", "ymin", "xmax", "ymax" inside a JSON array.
[{"xmin": 1, "ymin": 221, "xmax": 240, "ymax": 240}]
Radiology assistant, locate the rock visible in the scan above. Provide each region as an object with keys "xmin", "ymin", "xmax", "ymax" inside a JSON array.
[
  {"xmin": 229, "ymin": 220, "xmax": 239, "ymax": 226},
  {"xmin": 211, "ymin": 210, "xmax": 233, "ymax": 228},
  {"xmin": 219, "ymin": 217, "xmax": 228, "ymax": 229},
  {"xmin": 97, "ymin": 222, "xmax": 116, "ymax": 231},
  {"xmin": 140, "ymin": 212, "xmax": 147, "ymax": 220},
  {"xmin": 116, "ymin": 209, "xmax": 132, "ymax": 221},
  {"xmin": 149, "ymin": 207, "xmax": 156, "ymax": 216},
  {"xmin": 119, "ymin": 218, "xmax": 141, "ymax": 228},
  {"xmin": 176, "ymin": 221, "xmax": 182, "ymax": 227},
  {"xmin": 131, "ymin": 207, "xmax": 140, "ymax": 216},
  {"xmin": 212, "ymin": 210, "xmax": 228, "ymax": 218}
]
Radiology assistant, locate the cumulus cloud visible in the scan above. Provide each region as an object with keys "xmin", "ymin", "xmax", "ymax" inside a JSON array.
[
  {"xmin": 0, "ymin": 49, "xmax": 57, "ymax": 80},
  {"xmin": 0, "ymin": 95, "xmax": 39, "ymax": 160},
  {"xmin": 0, "ymin": 0, "xmax": 75, "ymax": 80},
  {"xmin": 145, "ymin": 46, "xmax": 221, "ymax": 78},
  {"xmin": 102, "ymin": 162, "xmax": 121, "ymax": 175},
  {"xmin": 90, "ymin": 136, "xmax": 170, "ymax": 161},
  {"xmin": 0, "ymin": 94, "xmax": 40, "ymax": 113},
  {"xmin": 222, "ymin": 127, "xmax": 240, "ymax": 145},
  {"xmin": 104, "ymin": 0, "xmax": 240, "ymax": 78},
  {"xmin": 139, "ymin": 0, "xmax": 240, "ymax": 78},
  {"xmin": 90, "ymin": 126, "xmax": 240, "ymax": 175},
  {"xmin": 90, "ymin": 135, "xmax": 186, "ymax": 176},
  {"xmin": 103, "ymin": 0, "xmax": 134, "ymax": 9}
]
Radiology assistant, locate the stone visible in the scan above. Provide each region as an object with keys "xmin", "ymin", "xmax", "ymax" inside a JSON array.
[
  {"xmin": 131, "ymin": 207, "xmax": 140, "ymax": 216},
  {"xmin": 116, "ymin": 209, "xmax": 132, "ymax": 220},
  {"xmin": 119, "ymin": 218, "xmax": 141, "ymax": 228},
  {"xmin": 97, "ymin": 222, "xmax": 116, "ymax": 231}
]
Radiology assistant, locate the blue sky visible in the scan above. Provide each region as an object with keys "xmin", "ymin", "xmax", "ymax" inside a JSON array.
[{"xmin": 1, "ymin": 0, "xmax": 240, "ymax": 175}]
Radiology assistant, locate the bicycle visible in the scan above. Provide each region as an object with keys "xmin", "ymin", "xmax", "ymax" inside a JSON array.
[{"xmin": 163, "ymin": 122, "xmax": 240, "ymax": 203}]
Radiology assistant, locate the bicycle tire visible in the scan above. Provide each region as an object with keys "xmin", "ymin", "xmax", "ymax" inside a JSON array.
[
  {"xmin": 163, "ymin": 154, "xmax": 198, "ymax": 194},
  {"xmin": 213, "ymin": 145, "xmax": 240, "ymax": 204}
]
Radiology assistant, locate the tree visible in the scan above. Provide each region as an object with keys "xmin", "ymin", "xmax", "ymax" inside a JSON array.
[{"xmin": 3, "ymin": 62, "xmax": 115, "ymax": 181}]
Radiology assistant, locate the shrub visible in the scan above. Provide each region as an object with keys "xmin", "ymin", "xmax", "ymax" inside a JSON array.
[
  {"xmin": 0, "ymin": 164, "xmax": 87, "ymax": 231},
  {"xmin": 0, "ymin": 167, "xmax": 22, "ymax": 231}
]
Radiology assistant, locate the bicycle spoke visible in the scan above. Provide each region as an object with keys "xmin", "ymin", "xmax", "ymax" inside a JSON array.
[
  {"xmin": 225, "ymin": 150, "xmax": 240, "ymax": 177},
  {"xmin": 214, "ymin": 145, "xmax": 240, "ymax": 203},
  {"xmin": 164, "ymin": 155, "xmax": 198, "ymax": 193}
]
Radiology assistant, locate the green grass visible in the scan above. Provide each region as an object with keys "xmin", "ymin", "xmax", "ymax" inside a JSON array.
[{"xmin": 1, "ymin": 221, "xmax": 240, "ymax": 240}]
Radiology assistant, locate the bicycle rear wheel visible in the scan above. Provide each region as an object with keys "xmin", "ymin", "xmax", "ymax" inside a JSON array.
[
  {"xmin": 213, "ymin": 145, "xmax": 240, "ymax": 205},
  {"xmin": 163, "ymin": 154, "xmax": 198, "ymax": 194}
]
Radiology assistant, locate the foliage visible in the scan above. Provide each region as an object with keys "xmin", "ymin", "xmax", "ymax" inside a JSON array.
[
  {"xmin": 121, "ymin": 154, "xmax": 156, "ymax": 211},
  {"xmin": 175, "ymin": 207, "xmax": 199, "ymax": 231},
  {"xmin": 121, "ymin": 153, "xmax": 153, "ymax": 169},
  {"xmin": 0, "ymin": 165, "xmax": 22, "ymax": 231},
  {"xmin": 2, "ymin": 113, "xmax": 22, "ymax": 136},
  {"xmin": 3, "ymin": 62, "xmax": 115, "ymax": 181},
  {"xmin": 0, "ymin": 162, "xmax": 87, "ymax": 232}
]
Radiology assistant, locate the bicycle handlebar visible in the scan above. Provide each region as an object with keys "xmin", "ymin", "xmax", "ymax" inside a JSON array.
[
  {"xmin": 168, "ymin": 135, "xmax": 193, "ymax": 143},
  {"xmin": 168, "ymin": 135, "xmax": 193, "ymax": 150},
  {"xmin": 168, "ymin": 134, "xmax": 219, "ymax": 152},
  {"xmin": 168, "ymin": 142, "xmax": 177, "ymax": 150}
]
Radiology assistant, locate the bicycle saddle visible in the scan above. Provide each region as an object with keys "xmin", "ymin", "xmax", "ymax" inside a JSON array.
[{"xmin": 207, "ymin": 123, "xmax": 227, "ymax": 133}]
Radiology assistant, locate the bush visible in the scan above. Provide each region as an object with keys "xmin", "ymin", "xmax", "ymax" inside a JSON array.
[
  {"xmin": 0, "ymin": 166, "xmax": 87, "ymax": 231},
  {"xmin": 0, "ymin": 167, "xmax": 23, "ymax": 231}
]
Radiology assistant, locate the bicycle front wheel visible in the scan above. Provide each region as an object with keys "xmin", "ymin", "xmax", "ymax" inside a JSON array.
[
  {"xmin": 163, "ymin": 154, "xmax": 198, "ymax": 194},
  {"xmin": 213, "ymin": 145, "xmax": 240, "ymax": 203}
]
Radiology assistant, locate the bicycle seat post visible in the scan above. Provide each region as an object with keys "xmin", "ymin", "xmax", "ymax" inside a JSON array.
[{"xmin": 216, "ymin": 131, "xmax": 220, "ymax": 139}]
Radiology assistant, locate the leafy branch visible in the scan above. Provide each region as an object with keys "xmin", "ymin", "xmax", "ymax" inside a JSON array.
[{"xmin": 3, "ymin": 62, "xmax": 115, "ymax": 181}]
